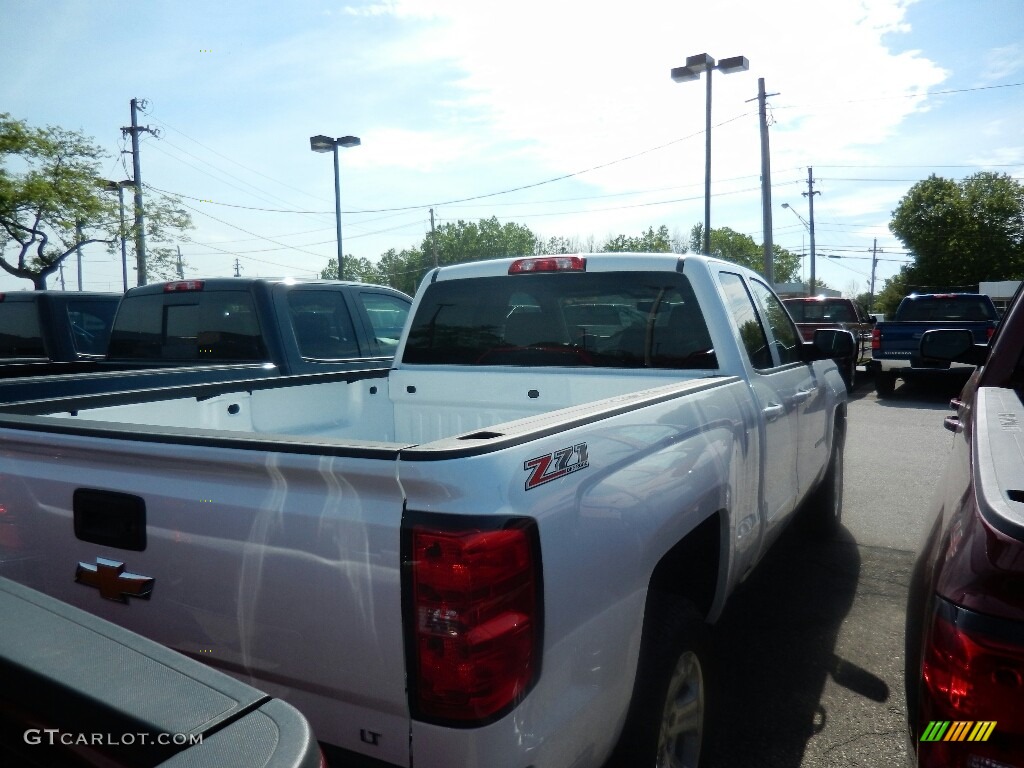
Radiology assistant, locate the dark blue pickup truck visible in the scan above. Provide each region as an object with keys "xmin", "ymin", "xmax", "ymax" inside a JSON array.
[
  {"xmin": 868, "ymin": 293, "xmax": 998, "ymax": 396},
  {"xmin": 0, "ymin": 278, "xmax": 411, "ymax": 403},
  {"xmin": 0, "ymin": 291, "xmax": 121, "ymax": 364}
]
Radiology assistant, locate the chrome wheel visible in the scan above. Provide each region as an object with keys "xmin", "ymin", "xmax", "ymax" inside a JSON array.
[{"xmin": 657, "ymin": 650, "xmax": 705, "ymax": 768}]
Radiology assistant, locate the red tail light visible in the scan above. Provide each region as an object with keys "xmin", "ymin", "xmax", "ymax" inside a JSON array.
[
  {"xmin": 405, "ymin": 516, "xmax": 541, "ymax": 724},
  {"xmin": 871, "ymin": 327, "xmax": 881, "ymax": 350},
  {"xmin": 918, "ymin": 602, "xmax": 1024, "ymax": 766},
  {"xmin": 987, "ymin": 326, "xmax": 996, "ymax": 340}
]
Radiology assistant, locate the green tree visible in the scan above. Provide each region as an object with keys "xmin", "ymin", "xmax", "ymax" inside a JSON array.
[
  {"xmin": 601, "ymin": 225, "xmax": 673, "ymax": 253},
  {"xmin": 684, "ymin": 223, "xmax": 800, "ymax": 283},
  {"xmin": 320, "ymin": 255, "xmax": 380, "ymax": 283},
  {"xmin": 429, "ymin": 216, "xmax": 538, "ymax": 265},
  {"xmin": 873, "ymin": 268, "xmax": 911, "ymax": 318},
  {"xmin": 688, "ymin": 223, "xmax": 705, "ymax": 254},
  {"xmin": 890, "ymin": 172, "xmax": 1024, "ymax": 289},
  {"xmin": 0, "ymin": 113, "xmax": 193, "ymax": 289},
  {"xmin": 538, "ymin": 235, "xmax": 586, "ymax": 254}
]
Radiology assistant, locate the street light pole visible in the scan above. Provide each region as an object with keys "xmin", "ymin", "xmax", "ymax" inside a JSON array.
[
  {"xmin": 310, "ymin": 134, "xmax": 361, "ymax": 280},
  {"xmin": 671, "ymin": 53, "xmax": 749, "ymax": 254},
  {"xmin": 103, "ymin": 179, "xmax": 134, "ymax": 293}
]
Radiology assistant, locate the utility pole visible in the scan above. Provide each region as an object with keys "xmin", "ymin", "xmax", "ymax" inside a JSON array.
[
  {"xmin": 75, "ymin": 221, "xmax": 84, "ymax": 291},
  {"xmin": 176, "ymin": 246, "xmax": 185, "ymax": 279},
  {"xmin": 233, "ymin": 258, "xmax": 243, "ymax": 278},
  {"xmin": 869, "ymin": 239, "xmax": 882, "ymax": 311},
  {"xmin": 429, "ymin": 208, "xmax": 439, "ymax": 268},
  {"xmin": 122, "ymin": 99, "xmax": 156, "ymax": 286},
  {"xmin": 750, "ymin": 78, "xmax": 778, "ymax": 285},
  {"xmin": 803, "ymin": 167, "xmax": 821, "ymax": 295}
]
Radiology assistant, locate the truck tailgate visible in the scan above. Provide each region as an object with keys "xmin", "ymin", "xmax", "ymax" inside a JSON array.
[
  {"xmin": 0, "ymin": 427, "xmax": 411, "ymax": 766},
  {"xmin": 975, "ymin": 386, "xmax": 1024, "ymax": 543}
]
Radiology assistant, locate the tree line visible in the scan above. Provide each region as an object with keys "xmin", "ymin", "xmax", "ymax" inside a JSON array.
[{"xmin": 324, "ymin": 219, "xmax": 805, "ymax": 296}]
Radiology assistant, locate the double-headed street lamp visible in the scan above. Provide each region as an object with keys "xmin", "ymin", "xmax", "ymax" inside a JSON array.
[
  {"xmin": 671, "ymin": 53, "xmax": 749, "ymax": 255},
  {"xmin": 310, "ymin": 134, "xmax": 361, "ymax": 280}
]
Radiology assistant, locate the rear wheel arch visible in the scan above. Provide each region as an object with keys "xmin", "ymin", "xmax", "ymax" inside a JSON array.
[
  {"xmin": 611, "ymin": 514, "xmax": 723, "ymax": 767},
  {"xmin": 647, "ymin": 511, "xmax": 722, "ymax": 620}
]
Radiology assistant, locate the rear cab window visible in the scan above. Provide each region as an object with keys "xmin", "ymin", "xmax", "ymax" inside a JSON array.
[
  {"xmin": 402, "ymin": 271, "xmax": 717, "ymax": 369},
  {"xmin": 897, "ymin": 295, "xmax": 998, "ymax": 322},
  {"xmin": 108, "ymin": 290, "xmax": 266, "ymax": 361},
  {"xmin": 0, "ymin": 301, "xmax": 45, "ymax": 358}
]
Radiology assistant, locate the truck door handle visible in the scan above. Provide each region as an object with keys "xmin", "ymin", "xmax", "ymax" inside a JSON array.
[
  {"xmin": 73, "ymin": 489, "xmax": 147, "ymax": 551},
  {"xmin": 763, "ymin": 404, "xmax": 785, "ymax": 422},
  {"xmin": 791, "ymin": 389, "xmax": 815, "ymax": 404}
]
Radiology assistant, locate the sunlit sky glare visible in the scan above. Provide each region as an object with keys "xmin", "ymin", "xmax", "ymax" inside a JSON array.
[{"xmin": 2, "ymin": 0, "xmax": 1022, "ymax": 296}]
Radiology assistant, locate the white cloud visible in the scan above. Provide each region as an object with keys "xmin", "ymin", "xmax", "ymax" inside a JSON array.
[{"xmin": 980, "ymin": 43, "xmax": 1022, "ymax": 83}]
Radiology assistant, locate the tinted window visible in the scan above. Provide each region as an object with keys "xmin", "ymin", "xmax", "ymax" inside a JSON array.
[
  {"xmin": 287, "ymin": 291, "xmax": 361, "ymax": 359},
  {"xmin": 0, "ymin": 302, "xmax": 45, "ymax": 358},
  {"xmin": 108, "ymin": 290, "xmax": 266, "ymax": 361},
  {"xmin": 358, "ymin": 292, "xmax": 410, "ymax": 354},
  {"xmin": 719, "ymin": 272, "xmax": 772, "ymax": 370},
  {"xmin": 66, "ymin": 300, "xmax": 118, "ymax": 355},
  {"xmin": 750, "ymin": 279, "xmax": 802, "ymax": 365},
  {"xmin": 784, "ymin": 299, "xmax": 858, "ymax": 323},
  {"xmin": 897, "ymin": 296, "xmax": 997, "ymax": 322},
  {"xmin": 403, "ymin": 271, "xmax": 717, "ymax": 369}
]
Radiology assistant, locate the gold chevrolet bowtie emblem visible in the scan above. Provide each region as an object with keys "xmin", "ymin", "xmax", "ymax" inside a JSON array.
[{"xmin": 75, "ymin": 558, "xmax": 154, "ymax": 603}]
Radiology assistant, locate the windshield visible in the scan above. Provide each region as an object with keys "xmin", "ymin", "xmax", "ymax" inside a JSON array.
[{"xmin": 402, "ymin": 271, "xmax": 717, "ymax": 369}]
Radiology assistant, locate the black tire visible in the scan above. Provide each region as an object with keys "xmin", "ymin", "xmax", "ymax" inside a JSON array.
[
  {"xmin": 874, "ymin": 372, "xmax": 896, "ymax": 397},
  {"xmin": 806, "ymin": 423, "xmax": 845, "ymax": 536},
  {"xmin": 611, "ymin": 594, "xmax": 714, "ymax": 768},
  {"xmin": 842, "ymin": 355, "xmax": 856, "ymax": 393}
]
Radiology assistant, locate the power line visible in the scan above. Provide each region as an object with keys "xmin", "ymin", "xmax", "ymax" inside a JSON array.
[{"xmin": 145, "ymin": 111, "xmax": 331, "ymax": 204}]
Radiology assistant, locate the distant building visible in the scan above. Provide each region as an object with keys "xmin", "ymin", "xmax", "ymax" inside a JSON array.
[{"xmin": 979, "ymin": 280, "xmax": 1022, "ymax": 316}]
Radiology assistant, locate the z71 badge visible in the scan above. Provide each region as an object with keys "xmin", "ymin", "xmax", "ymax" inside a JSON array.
[{"xmin": 524, "ymin": 443, "xmax": 589, "ymax": 490}]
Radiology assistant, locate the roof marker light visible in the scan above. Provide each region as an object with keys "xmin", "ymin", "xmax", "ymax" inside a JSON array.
[
  {"xmin": 163, "ymin": 280, "xmax": 205, "ymax": 293},
  {"xmin": 509, "ymin": 257, "xmax": 586, "ymax": 274}
]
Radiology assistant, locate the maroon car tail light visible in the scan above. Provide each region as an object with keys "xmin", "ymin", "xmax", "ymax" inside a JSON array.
[
  {"xmin": 918, "ymin": 600, "xmax": 1024, "ymax": 766},
  {"xmin": 871, "ymin": 327, "xmax": 881, "ymax": 350},
  {"xmin": 404, "ymin": 515, "xmax": 542, "ymax": 725}
]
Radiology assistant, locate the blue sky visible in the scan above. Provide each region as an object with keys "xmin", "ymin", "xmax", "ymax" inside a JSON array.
[{"xmin": 2, "ymin": 0, "xmax": 1022, "ymax": 296}]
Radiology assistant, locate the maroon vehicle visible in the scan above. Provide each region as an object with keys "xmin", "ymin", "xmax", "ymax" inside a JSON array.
[
  {"xmin": 904, "ymin": 283, "xmax": 1024, "ymax": 767},
  {"xmin": 782, "ymin": 296, "xmax": 873, "ymax": 391}
]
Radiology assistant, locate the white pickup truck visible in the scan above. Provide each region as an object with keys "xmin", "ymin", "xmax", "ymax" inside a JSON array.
[{"xmin": 0, "ymin": 253, "xmax": 852, "ymax": 768}]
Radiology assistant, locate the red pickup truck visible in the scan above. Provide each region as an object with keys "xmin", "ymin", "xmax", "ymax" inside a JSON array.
[
  {"xmin": 782, "ymin": 296, "xmax": 873, "ymax": 391},
  {"xmin": 904, "ymin": 283, "xmax": 1024, "ymax": 766}
]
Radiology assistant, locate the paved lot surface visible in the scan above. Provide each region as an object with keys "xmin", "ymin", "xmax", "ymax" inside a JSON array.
[{"xmin": 704, "ymin": 373, "xmax": 969, "ymax": 768}]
